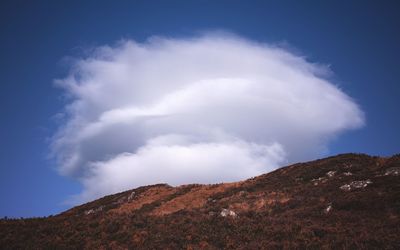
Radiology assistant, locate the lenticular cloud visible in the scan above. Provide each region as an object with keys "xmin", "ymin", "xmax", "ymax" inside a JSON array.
[{"xmin": 52, "ymin": 33, "xmax": 364, "ymax": 203}]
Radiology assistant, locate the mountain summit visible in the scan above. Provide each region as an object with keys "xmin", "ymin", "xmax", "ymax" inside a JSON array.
[{"xmin": 1, "ymin": 153, "xmax": 399, "ymax": 249}]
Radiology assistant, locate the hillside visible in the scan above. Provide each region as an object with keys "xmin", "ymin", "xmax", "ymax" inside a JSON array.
[{"xmin": 1, "ymin": 153, "xmax": 399, "ymax": 249}]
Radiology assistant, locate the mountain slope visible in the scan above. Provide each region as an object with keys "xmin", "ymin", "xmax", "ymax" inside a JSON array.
[{"xmin": 1, "ymin": 153, "xmax": 399, "ymax": 249}]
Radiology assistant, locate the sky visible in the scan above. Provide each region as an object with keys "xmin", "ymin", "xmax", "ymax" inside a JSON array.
[{"xmin": 0, "ymin": 0, "xmax": 399, "ymax": 218}]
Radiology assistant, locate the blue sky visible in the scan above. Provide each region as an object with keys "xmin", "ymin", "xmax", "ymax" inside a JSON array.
[{"xmin": 0, "ymin": 1, "xmax": 399, "ymax": 218}]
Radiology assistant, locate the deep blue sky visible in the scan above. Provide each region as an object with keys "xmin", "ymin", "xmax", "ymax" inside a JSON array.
[{"xmin": 0, "ymin": 0, "xmax": 399, "ymax": 217}]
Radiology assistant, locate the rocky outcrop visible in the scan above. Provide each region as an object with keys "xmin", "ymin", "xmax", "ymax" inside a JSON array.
[{"xmin": 340, "ymin": 180, "xmax": 372, "ymax": 191}]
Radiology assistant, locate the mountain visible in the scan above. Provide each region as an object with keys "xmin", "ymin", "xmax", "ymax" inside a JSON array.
[{"xmin": 1, "ymin": 153, "xmax": 399, "ymax": 249}]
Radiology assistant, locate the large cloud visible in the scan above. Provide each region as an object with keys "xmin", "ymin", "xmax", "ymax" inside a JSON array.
[{"xmin": 52, "ymin": 33, "xmax": 364, "ymax": 204}]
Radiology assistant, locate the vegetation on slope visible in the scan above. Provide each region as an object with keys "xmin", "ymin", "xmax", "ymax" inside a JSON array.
[{"xmin": 1, "ymin": 153, "xmax": 399, "ymax": 249}]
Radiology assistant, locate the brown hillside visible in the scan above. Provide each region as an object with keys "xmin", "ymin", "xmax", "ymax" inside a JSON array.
[{"xmin": 1, "ymin": 153, "xmax": 399, "ymax": 249}]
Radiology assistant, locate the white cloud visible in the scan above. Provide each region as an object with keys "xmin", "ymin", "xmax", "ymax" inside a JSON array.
[
  {"xmin": 73, "ymin": 139, "xmax": 286, "ymax": 203},
  {"xmin": 52, "ymin": 33, "xmax": 364, "ymax": 204}
]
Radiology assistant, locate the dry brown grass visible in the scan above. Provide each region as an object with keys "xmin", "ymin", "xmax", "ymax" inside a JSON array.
[
  {"xmin": 110, "ymin": 185, "xmax": 176, "ymax": 214},
  {"xmin": 151, "ymin": 182, "xmax": 239, "ymax": 216}
]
